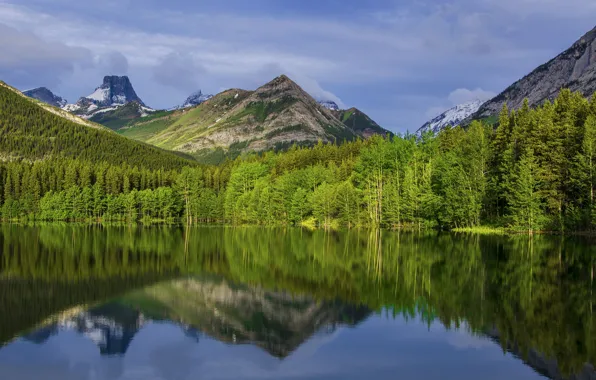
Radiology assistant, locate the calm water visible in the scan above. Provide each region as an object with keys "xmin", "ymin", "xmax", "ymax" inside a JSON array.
[{"xmin": 0, "ymin": 226, "xmax": 595, "ymax": 380}]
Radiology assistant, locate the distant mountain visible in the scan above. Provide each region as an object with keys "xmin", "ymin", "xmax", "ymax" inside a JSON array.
[
  {"xmin": 0, "ymin": 80, "xmax": 194, "ymax": 169},
  {"xmin": 23, "ymin": 87, "xmax": 67, "ymax": 108},
  {"xmin": 62, "ymin": 76, "xmax": 156, "ymax": 129},
  {"xmin": 418, "ymin": 100, "xmax": 483, "ymax": 135},
  {"xmin": 120, "ymin": 75, "xmax": 390, "ymax": 163},
  {"xmin": 180, "ymin": 90, "xmax": 213, "ymax": 108},
  {"xmin": 318, "ymin": 100, "xmax": 339, "ymax": 111},
  {"xmin": 473, "ymin": 25, "xmax": 596, "ymax": 120}
]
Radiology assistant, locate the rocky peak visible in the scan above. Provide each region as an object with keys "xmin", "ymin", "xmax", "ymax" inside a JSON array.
[
  {"xmin": 254, "ymin": 74, "xmax": 312, "ymax": 102},
  {"xmin": 318, "ymin": 100, "xmax": 340, "ymax": 111},
  {"xmin": 23, "ymin": 87, "xmax": 67, "ymax": 108},
  {"xmin": 81, "ymin": 75, "xmax": 145, "ymax": 108}
]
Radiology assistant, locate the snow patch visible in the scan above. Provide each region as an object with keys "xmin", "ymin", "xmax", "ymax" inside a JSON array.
[
  {"xmin": 86, "ymin": 87, "xmax": 109, "ymax": 102},
  {"xmin": 62, "ymin": 103, "xmax": 81, "ymax": 112}
]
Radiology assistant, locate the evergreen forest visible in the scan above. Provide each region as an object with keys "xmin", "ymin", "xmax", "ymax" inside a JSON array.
[{"xmin": 2, "ymin": 87, "xmax": 596, "ymax": 232}]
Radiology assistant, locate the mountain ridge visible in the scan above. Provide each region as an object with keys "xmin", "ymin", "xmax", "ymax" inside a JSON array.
[
  {"xmin": 23, "ymin": 87, "xmax": 67, "ymax": 108},
  {"xmin": 473, "ymin": 25, "xmax": 596, "ymax": 120},
  {"xmin": 119, "ymin": 75, "xmax": 390, "ymax": 162}
]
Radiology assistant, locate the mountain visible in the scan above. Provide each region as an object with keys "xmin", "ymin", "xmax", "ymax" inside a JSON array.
[
  {"xmin": 180, "ymin": 90, "xmax": 213, "ymax": 108},
  {"xmin": 23, "ymin": 276, "xmax": 369, "ymax": 358},
  {"xmin": 473, "ymin": 25, "xmax": 596, "ymax": 120},
  {"xmin": 120, "ymin": 75, "xmax": 353, "ymax": 160},
  {"xmin": 119, "ymin": 75, "xmax": 391, "ymax": 163},
  {"xmin": 418, "ymin": 100, "xmax": 483, "ymax": 135},
  {"xmin": 86, "ymin": 101, "xmax": 158, "ymax": 130},
  {"xmin": 23, "ymin": 87, "xmax": 67, "ymax": 108},
  {"xmin": 0, "ymin": 80, "xmax": 195, "ymax": 169},
  {"xmin": 318, "ymin": 100, "xmax": 339, "ymax": 111},
  {"xmin": 331, "ymin": 107, "xmax": 390, "ymax": 138},
  {"xmin": 62, "ymin": 75, "xmax": 156, "ymax": 129},
  {"xmin": 80, "ymin": 75, "xmax": 145, "ymax": 108}
]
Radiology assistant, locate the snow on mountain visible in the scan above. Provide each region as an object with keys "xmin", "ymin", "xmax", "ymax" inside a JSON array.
[
  {"xmin": 168, "ymin": 90, "xmax": 213, "ymax": 110},
  {"xmin": 318, "ymin": 100, "xmax": 340, "ymax": 111},
  {"xmin": 23, "ymin": 87, "xmax": 67, "ymax": 108},
  {"xmin": 417, "ymin": 100, "xmax": 483, "ymax": 135},
  {"xmin": 182, "ymin": 90, "xmax": 213, "ymax": 108},
  {"xmin": 63, "ymin": 76, "xmax": 146, "ymax": 116}
]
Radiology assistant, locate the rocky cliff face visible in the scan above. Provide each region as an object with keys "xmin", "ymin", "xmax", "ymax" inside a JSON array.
[
  {"xmin": 23, "ymin": 87, "xmax": 67, "ymax": 108},
  {"xmin": 475, "ymin": 26, "xmax": 596, "ymax": 118},
  {"xmin": 82, "ymin": 75, "xmax": 145, "ymax": 108}
]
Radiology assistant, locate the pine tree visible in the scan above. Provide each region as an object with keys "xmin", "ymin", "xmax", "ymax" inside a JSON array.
[{"xmin": 508, "ymin": 149, "xmax": 544, "ymax": 233}]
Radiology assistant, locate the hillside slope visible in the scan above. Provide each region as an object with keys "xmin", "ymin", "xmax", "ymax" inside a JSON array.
[
  {"xmin": 0, "ymin": 82, "xmax": 194, "ymax": 169},
  {"xmin": 331, "ymin": 107, "xmax": 390, "ymax": 138},
  {"xmin": 474, "ymin": 25, "xmax": 596, "ymax": 119}
]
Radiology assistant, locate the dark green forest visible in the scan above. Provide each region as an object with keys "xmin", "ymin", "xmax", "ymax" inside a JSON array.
[{"xmin": 2, "ymin": 86, "xmax": 596, "ymax": 232}]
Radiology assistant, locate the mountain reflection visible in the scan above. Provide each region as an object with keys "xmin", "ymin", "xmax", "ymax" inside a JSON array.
[
  {"xmin": 19, "ymin": 276, "xmax": 370, "ymax": 358},
  {"xmin": 0, "ymin": 225, "xmax": 595, "ymax": 379}
]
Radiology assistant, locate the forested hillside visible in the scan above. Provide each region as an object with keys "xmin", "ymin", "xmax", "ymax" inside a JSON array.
[
  {"xmin": 0, "ymin": 83, "xmax": 195, "ymax": 170},
  {"xmin": 1, "ymin": 89, "xmax": 596, "ymax": 231}
]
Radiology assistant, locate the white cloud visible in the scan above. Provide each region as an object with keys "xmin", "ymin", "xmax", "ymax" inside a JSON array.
[{"xmin": 447, "ymin": 88, "xmax": 496, "ymax": 105}]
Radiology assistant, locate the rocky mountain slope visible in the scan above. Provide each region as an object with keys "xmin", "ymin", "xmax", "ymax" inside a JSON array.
[
  {"xmin": 418, "ymin": 100, "xmax": 482, "ymax": 135},
  {"xmin": 120, "ymin": 75, "xmax": 390, "ymax": 162},
  {"xmin": 474, "ymin": 25, "xmax": 596, "ymax": 119},
  {"xmin": 23, "ymin": 87, "xmax": 67, "ymax": 108}
]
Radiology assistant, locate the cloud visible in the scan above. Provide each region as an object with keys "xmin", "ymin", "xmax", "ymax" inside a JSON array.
[
  {"xmin": 152, "ymin": 51, "xmax": 206, "ymax": 93},
  {"xmin": 447, "ymin": 88, "xmax": 496, "ymax": 105},
  {"xmin": 422, "ymin": 87, "xmax": 496, "ymax": 121},
  {"xmin": 0, "ymin": 22, "xmax": 93, "ymax": 89},
  {"xmin": 97, "ymin": 51, "xmax": 128, "ymax": 75}
]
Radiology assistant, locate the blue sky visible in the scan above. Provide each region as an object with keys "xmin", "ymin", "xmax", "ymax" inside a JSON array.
[{"xmin": 1, "ymin": 0, "xmax": 595, "ymax": 132}]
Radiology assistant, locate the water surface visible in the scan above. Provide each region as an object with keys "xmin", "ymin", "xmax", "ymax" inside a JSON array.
[{"xmin": 0, "ymin": 226, "xmax": 595, "ymax": 380}]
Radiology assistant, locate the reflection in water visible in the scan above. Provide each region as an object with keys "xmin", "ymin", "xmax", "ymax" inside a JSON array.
[{"xmin": 0, "ymin": 225, "xmax": 595, "ymax": 379}]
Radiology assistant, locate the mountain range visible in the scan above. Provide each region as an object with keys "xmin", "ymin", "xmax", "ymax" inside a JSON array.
[
  {"xmin": 17, "ymin": 24, "xmax": 596, "ymax": 158},
  {"xmin": 23, "ymin": 74, "xmax": 389, "ymax": 163}
]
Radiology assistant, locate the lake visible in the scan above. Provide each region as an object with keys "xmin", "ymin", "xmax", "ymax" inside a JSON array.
[{"xmin": 0, "ymin": 225, "xmax": 594, "ymax": 380}]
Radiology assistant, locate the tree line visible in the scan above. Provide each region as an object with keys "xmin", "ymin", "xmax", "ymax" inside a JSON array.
[{"xmin": 2, "ymin": 89, "xmax": 596, "ymax": 231}]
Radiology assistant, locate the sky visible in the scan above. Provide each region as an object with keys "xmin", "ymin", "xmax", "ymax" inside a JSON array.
[{"xmin": 1, "ymin": 0, "xmax": 595, "ymax": 133}]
